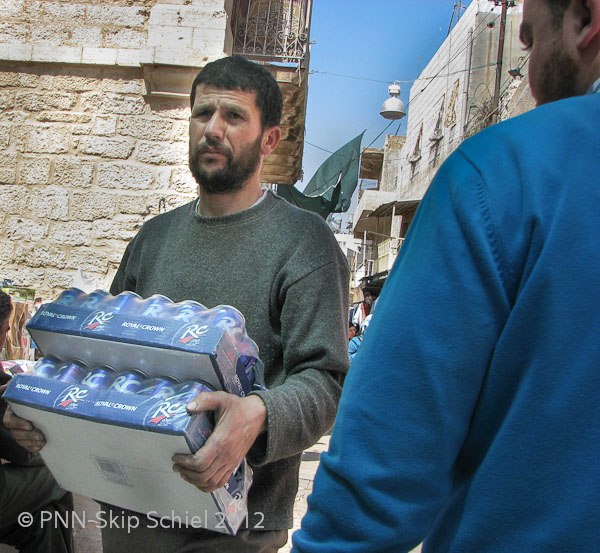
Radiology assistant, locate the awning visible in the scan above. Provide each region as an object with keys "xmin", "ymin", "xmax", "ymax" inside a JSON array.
[{"xmin": 368, "ymin": 200, "xmax": 420, "ymax": 218}]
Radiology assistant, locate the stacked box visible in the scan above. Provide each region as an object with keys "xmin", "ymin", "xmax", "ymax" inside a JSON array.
[{"xmin": 3, "ymin": 288, "xmax": 264, "ymax": 534}]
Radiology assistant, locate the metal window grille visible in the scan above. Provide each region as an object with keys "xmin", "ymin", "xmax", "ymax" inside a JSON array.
[{"xmin": 231, "ymin": 0, "xmax": 312, "ymax": 65}]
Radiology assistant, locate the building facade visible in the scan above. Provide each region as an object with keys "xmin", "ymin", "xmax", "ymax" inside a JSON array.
[
  {"xmin": 0, "ymin": 0, "xmax": 311, "ymax": 298},
  {"xmin": 352, "ymin": 0, "xmax": 534, "ymax": 292}
]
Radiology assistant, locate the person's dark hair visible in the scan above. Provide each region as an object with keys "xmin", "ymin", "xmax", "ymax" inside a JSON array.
[
  {"xmin": 547, "ymin": 0, "xmax": 572, "ymax": 27},
  {"xmin": 0, "ymin": 290, "xmax": 12, "ymax": 325},
  {"xmin": 190, "ymin": 55, "xmax": 283, "ymax": 130}
]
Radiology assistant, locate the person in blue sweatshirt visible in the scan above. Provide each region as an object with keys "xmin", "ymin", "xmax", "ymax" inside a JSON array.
[{"xmin": 293, "ymin": 0, "xmax": 600, "ymax": 552}]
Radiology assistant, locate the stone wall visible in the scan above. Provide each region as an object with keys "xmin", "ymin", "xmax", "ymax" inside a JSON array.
[{"xmin": 0, "ymin": 0, "xmax": 231, "ymax": 298}]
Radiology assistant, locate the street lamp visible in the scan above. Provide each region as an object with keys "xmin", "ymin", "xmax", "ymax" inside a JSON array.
[{"xmin": 380, "ymin": 82, "xmax": 407, "ymax": 120}]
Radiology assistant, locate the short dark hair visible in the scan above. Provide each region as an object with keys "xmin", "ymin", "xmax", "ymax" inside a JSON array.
[
  {"xmin": 0, "ymin": 290, "xmax": 12, "ymax": 325},
  {"xmin": 547, "ymin": 0, "xmax": 572, "ymax": 27},
  {"xmin": 190, "ymin": 55, "xmax": 283, "ymax": 129}
]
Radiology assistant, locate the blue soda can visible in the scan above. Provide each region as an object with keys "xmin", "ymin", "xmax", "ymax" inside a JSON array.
[
  {"xmin": 138, "ymin": 294, "xmax": 173, "ymax": 318},
  {"xmin": 31, "ymin": 356, "xmax": 61, "ymax": 379},
  {"xmin": 55, "ymin": 360, "xmax": 89, "ymax": 384},
  {"xmin": 106, "ymin": 291, "xmax": 141, "ymax": 314},
  {"xmin": 81, "ymin": 289, "xmax": 109, "ymax": 310},
  {"xmin": 82, "ymin": 365, "xmax": 117, "ymax": 390},
  {"xmin": 54, "ymin": 288, "xmax": 86, "ymax": 307},
  {"xmin": 208, "ymin": 305, "xmax": 246, "ymax": 344},
  {"xmin": 173, "ymin": 300, "xmax": 207, "ymax": 322},
  {"xmin": 169, "ymin": 380, "xmax": 214, "ymax": 405},
  {"xmin": 137, "ymin": 376, "xmax": 180, "ymax": 399},
  {"xmin": 109, "ymin": 369, "xmax": 147, "ymax": 394}
]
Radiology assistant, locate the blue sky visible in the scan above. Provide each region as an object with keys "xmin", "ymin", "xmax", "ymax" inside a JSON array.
[{"xmin": 299, "ymin": 0, "xmax": 471, "ymax": 190}]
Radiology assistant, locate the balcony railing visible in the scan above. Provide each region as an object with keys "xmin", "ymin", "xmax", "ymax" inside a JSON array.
[{"xmin": 231, "ymin": 0, "xmax": 312, "ymax": 65}]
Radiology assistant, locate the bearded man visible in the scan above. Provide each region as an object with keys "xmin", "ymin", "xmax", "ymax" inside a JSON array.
[
  {"xmin": 292, "ymin": 1, "xmax": 600, "ymax": 552},
  {"xmin": 5, "ymin": 55, "xmax": 350, "ymax": 553}
]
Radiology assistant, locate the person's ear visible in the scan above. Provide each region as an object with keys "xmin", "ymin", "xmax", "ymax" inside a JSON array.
[
  {"xmin": 573, "ymin": 0, "xmax": 600, "ymax": 50},
  {"xmin": 261, "ymin": 126, "xmax": 281, "ymax": 156}
]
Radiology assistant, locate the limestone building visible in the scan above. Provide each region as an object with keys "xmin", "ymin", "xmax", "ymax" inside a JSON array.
[{"xmin": 0, "ymin": 0, "xmax": 311, "ymax": 297}]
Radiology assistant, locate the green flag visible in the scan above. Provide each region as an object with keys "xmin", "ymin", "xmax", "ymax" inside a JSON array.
[{"xmin": 276, "ymin": 131, "xmax": 365, "ymax": 219}]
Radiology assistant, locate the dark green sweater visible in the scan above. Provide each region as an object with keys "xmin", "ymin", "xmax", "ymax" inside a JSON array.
[{"xmin": 110, "ymin": 190, "xmax": 350, "ymax": 530}]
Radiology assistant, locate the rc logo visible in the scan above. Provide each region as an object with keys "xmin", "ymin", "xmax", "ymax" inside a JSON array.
[
  {"xmin": 177, "ymin": 324, "xmax": 209, "ymax": 345},
  {"xmin": 84, "ymin": 311, "xmax": 114, "ymax": 330},
  {"xmin": 144, "ymin": 400, "xmax": 186, "ymax": 426},
  {"xmin": 54, "ymin": 386, "xmax": 89, "ymax": 410}
]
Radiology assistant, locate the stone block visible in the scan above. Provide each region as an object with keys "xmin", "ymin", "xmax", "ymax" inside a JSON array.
[
  {"xmin": 0, "ymin": 152, "xmax": 17, "ymax": 184},
  {"xmin": 85, "ymin": 5, "xmax": 150, "ymax": 28},
  {"xmin": 23, "ymin": 2, "xmax": 85, "ymax": 24},
  {"xmin": 171, "ymin": 120, "xmax": 189, "ymax": 142},
  {"xmin": 97, "ymin": 163, "xmax": 155, "ymax": 190},
  {"xmin": 0, "ymin": 185, "xmax": 29, "ymax": 213},
  {"xmin": 0, "ymin": 124, "xmax": 10, "ymax": 148},
  {"xmin": 81, "ymin": 47, "xmax": 118, "ymax": 66},
  {"xmin": 103, "ymin": 28, "xmax": 147, "ymax": 50},
  {"xmin": 93, "ymin": 115, "xmax": 117, "ymax": 136},
  {"xmin": 171, "ymin": 166, "xmax": 197, "ymax": 194},
  {"xmin": 71, "ymin": 191, "xmax": 116, "ymax": 221},
  {"xmin": 150, "ymin": 99, "xmax": 190, "ymax": 120},
  {"xmin": 53, "ymin": 75, "xmax": 99, "ymax": 93},
  {"xmin": 67, "ymin": 248, "xmax": 109, "ymax": 273},
  {"xmin": 135, "ymin": 141, "xmax": 188, "ymax": 165},
  {"xmin": 48, "ymin": 221, "xmax": 93, "ymax": 247},
  {"xmin": 36, "ymin": 112, "xmax": 92, "ymax": 124},
  {"xmin": 20, "ymin": 156, "xmax": 51, "ymax": 185},
  {"xmin": 117, "ymin": 117, "xmax": 173, "ymax": 141},
  {"xmin": 0, "ymin": 90, "xmax": 16, "ymax": 110},
  {"xmin": 13, "ymin": 125, "xmax": 70, "ymax": 154},
  {"xmin": 82, "ymin": 93, "xmax": 146, "ymax": 115},
  {"xmin": 14, "ymin": 244, "xmax": 67, "ymax": 269},
  {"xmin": 45, "ymin": 268, "xmax": 78, "ymax": 290},
  {"xmin": 72, "ymin": 26, "xmax": 102, "ymax": 48},
  {"xmin": 115, "ymin": 49, "xmax": 143, "ymax": 67},
  {"xmin": 5, "ymin": 217, "xmax": 49, "ymax": 242},
  {"xmin": 149, "ymin": 4, "xmax": 221, "ymax": 27},
  {"xmin": 32, "ymin": 45, "xmax": 82, "ymax": 64},
  {"xmin": 0, "ymin": 71, "xmax": 39, "ymax": 88},
  {"xmin": 1, "ymin": 266, "xmax": 45, "ymax": 288},
  {"xmin": 79, "ymin": 136, "xmax": 135, "ymax": 159},
  {"xmin": 30, "ymin": 25, "xmax": 70, "ymax": 46},
  {"xmin": 71, "ymin": 125, "xmax": 91, "ymax": 136},
  {"xmin": 16, "ymin": 92, "xmax": 77, "ymax": 112},
  {"xmin": 0, "ymin": 22, "xmax": 28, "ymax": 43},
  {"xmin": 93, "ymin": 218, "xmax": 139, "ymax": 241},
  {"xmin": 0, "ymin": 44, "xmax": 33, "ymax": 62},
  {"xmin": 27, "ymin": 185, "xmax": 69, "ymax": 221},
  {"xmin": 0, "ymin": 1, "xmax": 24, "ymax": 19},
  {"xmin": 148, "ymin": 26, "xmax": 193, "ymax": 48},
  {"xmin": 100, "ymin": 79, "xmax": 143, "ymax": 95},
  {"xmin": 54, "ymin": 158, "xmax": 95, "ymax": 188}
]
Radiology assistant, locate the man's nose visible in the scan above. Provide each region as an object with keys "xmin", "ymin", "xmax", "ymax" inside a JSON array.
[{"xmin": 204, "ymin": 112, "xmax": 225, "ymax": 142}]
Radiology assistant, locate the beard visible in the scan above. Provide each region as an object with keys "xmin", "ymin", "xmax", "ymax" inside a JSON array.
[
  {"xmin": 534, "ymin": 47, "xmax": 579, "ymax": 106},
  {"xmin": 189, "ymin": 135, "xmax": 263, "ymax": 195}
]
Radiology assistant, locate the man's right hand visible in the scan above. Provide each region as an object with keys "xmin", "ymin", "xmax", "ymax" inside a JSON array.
[{"xmin": 2, "ymin": 405, "xmax": 46, "ymax": 452}]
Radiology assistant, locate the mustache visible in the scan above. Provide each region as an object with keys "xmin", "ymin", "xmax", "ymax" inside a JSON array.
[{"xmin": 193, "ymin": 139, "xmax": 232, "ymax": 158}]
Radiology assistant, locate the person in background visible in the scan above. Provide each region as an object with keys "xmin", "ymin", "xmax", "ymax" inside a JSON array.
[
  {"xmin": 293, "ymin": 0, "xmax": 600, "ymax": 551},
  {"xmin": 0, "ymin": 290, "xmax": 73, "ymax": 553}
]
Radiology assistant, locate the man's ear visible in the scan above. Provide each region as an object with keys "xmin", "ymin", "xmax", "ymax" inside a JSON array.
[
  {"xmin": 261, "ymin": 126, "xmax": 281, "ymax": 156},
  {"xmin": 574, "ymin": 0, "xmax": 600, "ymax": 50}
]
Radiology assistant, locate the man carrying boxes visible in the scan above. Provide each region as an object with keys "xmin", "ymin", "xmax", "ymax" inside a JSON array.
[{"xmin": 4, "ymin": 55, "xmax": 350, "ymax": 553}]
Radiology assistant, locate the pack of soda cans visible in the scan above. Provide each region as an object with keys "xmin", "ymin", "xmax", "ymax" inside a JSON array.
[{"xmin": 2, "ymin": 288, "xmax": 261, "ymax": 534}]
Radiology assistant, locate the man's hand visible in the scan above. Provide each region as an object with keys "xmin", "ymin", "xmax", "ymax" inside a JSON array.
[
  {"xmin": 2, "ymin": 405, "xmax": 46, "ymax": 452},
  {"xmin": 172, "ymin": 392, "xmax": 267, "ymax": 493}
]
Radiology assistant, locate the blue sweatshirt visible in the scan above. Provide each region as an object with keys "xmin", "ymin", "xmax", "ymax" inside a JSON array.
[{"xmin": 293, "ymin": 92, "xmax": 600, "ymax": 552}]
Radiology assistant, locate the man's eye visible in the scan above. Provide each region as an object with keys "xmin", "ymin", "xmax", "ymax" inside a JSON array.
[{"xmin": 228, "ymin": 112, "xmax": 243, "ymax": 120}]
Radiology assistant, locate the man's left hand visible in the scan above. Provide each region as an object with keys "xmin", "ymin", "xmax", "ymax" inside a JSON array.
[{"xmin": 172, "ymin": 392, "xmax": 267, "ymax": 493}]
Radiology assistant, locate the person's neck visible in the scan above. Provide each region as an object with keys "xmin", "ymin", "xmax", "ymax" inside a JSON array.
[{"xmin": 197, "ymin": 180, "xmax": 264, "ymax": 217}]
